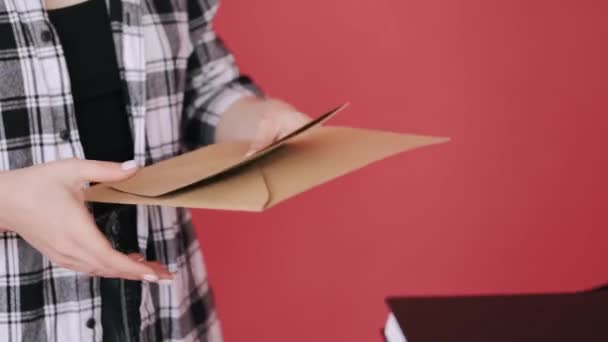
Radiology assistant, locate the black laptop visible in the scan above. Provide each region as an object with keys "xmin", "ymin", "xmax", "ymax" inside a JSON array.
[{"xmin": 384, "ymin": 286, "xmax": 608, "ymax": 342}]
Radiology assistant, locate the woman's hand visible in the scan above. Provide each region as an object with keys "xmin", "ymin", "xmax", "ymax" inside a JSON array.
[
  {"xmin": 0, "ymin": 159, "xmax": 172, "ymax": 282},
  {"xmin": 245, "ymin": 103, "xmax": 311, "ymax": 156},
  {"xmin": 215, "ymin": 97, "xmax": 312, "ymax": 155}
]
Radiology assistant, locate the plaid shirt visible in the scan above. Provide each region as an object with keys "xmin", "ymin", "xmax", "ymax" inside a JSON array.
[{"xmin": 0, "ymin": 0, "xmax": 259, "ymax": 341}]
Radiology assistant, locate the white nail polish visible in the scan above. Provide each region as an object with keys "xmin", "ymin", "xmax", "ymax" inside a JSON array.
[
  {"xmin": 121, "ymin": 160, "xmax": 137, "ymax": 170},
  {"xmin": 143, "ymin": 274, "xmax": 159, "ymax": 282},
  {"xmin": 159, "ymin": 279, "xmax": 173, "ymax": 285}
]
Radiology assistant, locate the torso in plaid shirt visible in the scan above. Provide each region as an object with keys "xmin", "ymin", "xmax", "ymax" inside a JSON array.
[{"xmin": 0, "ymin": 0, "xmax": 259, "ymax": 340}]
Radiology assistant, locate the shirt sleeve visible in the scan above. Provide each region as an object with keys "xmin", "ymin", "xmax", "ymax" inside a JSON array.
[{"xmin": 182, "ymin": 0, "xmax": 263, "ymax": 149}]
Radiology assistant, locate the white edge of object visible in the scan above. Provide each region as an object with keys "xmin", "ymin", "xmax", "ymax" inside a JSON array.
[{"xmin": 384, "ymin": 313, "xmax": 407, "ymax": 342}]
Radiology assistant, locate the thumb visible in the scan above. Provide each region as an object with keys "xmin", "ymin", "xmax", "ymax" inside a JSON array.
[{"xmin": 62, "ymin": 159, "xmax": 139, "ymax": 183}]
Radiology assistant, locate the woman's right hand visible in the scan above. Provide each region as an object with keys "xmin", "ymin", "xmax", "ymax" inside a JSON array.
[{"xmin": 0, "ymin": 159, "xmax": 172, "ymax": 282}]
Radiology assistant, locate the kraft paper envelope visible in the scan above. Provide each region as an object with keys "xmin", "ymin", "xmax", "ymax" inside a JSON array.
[{"xmin": 84, "ymin": 104, "xmax": 448, "ymax": 211}]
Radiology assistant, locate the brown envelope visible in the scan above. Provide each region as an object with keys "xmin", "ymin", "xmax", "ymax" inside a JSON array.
[{"xmin": 84, "ymin": 104, "xmax": 448, "ymax": 211}]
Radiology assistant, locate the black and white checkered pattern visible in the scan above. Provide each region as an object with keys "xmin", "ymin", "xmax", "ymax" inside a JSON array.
[{"xmin": 0, "ymin": 0, "xmax": 260, "ymax": 340}]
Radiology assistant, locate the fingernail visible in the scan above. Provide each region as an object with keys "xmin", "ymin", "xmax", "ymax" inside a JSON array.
[
  {"xmin": 143, "ymin": 274, "xmax": 159, "ymax": 282},
  {"xmin": 245, "ymin": 150, "xmax": 256, "ymax": 158},
  {"xmin": 159, "ymin": 279, "xmax": 173, "ymax": 284},
  {"xmin": 121, "ymin": 160, "xmax": 138, "ymax": 170}
]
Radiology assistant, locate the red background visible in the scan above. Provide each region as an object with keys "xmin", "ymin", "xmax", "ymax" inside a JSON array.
[{"xmin": 192, "ymin": 1, "xmax": 608, "ymax": 341}]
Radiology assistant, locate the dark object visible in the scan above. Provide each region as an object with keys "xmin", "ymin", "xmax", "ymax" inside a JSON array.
[
  {"xmin": 59, "ymin": 129, "xmax": 71, "ymax": 141},
  {"xmin": 40, "ymin": 30, "xmax": 53, "ymax": 43},
  {"xmin": 94, "ymin": 205, "xmax": 141, "ymax": 342},
  {"xmin": 48, "ymin": 0, "xmax": 134, "ymax": 164},
  {"xmin": 86, "ymin": 317, "xmax": 96, "ymax": 329},
  {"xmin": 385, "ymin": 289, "xmax": 608, "ymax": 342},
  {"xmin": 588, "ymin": 282, "xmax": 608, "ymax": 292}
]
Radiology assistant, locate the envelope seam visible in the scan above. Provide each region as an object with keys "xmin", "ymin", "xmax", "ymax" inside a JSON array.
[{"xmin": 256, "ymin": 166, "xmax": 272, "ymax": 209}]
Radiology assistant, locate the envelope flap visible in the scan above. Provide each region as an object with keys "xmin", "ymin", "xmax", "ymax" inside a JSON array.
[
  {"xmin": 110, "ymin": 141, "xmax": 250, "ymax": 197},
  {"xmin": 85, "ymin": 163, "xmax": 270, "ymax": 211},
  {"xmin": 110, "ymin": 103, "xmax": 348, "ymax": 197}
]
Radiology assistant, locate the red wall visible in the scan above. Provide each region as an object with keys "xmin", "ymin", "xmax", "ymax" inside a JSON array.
[{"xmin": 192, "ymin": 1, "xmax": 608, "ymax": 341}]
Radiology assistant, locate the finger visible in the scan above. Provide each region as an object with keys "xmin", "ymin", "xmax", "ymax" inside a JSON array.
[
  {"xmin": 58, "ymin": 159, "xmax": 139, "ymax": 184},
  {"xmin": 100, "ymin": 247, "xmax": 170, "ymax": 282},
  {"xmin": 127, "ymin": 253, "xmax": 173, "ymax": 279},
  {"xmin": 70, "ymin": 245, "xmax": 113, "ymax": 277},
  {"xmin": 246, "ymin": 117, "xmax": 281, "ymax": 157},
  {"xmin": 53, "ymin": 206, "xmax": 118, "ymax": 275},
  {"xmin": 62, "ymin": 210, "xmax": 158, "ymax": 281},
  {"xmin": 142, "ymin": 260, "xmax": 174, "ymax": 280},
  {"xmin": 100, "ymin": 263, "xmax": 171, "ymax": 281},
  {"xmin": 32, "ymin": 240, "xmax": 97, "ymax": 275},
  {"xmin": 128, "ymin": 253, "xmax": 145, "ymax": 262},
  {"xmin": 67, "ymin": 231, "xmax": 137, "ymax": 280},
  {"xmin": 69, "ymin": 227, "xmax": 116, "ymax": 265}
]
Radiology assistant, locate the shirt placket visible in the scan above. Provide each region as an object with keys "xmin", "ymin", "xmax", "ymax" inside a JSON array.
[
  {"xmin": 110, "ymin": 0, "xmax": 151, "ymax": 296},
  {"xmin": 12, "ymin": 1, "xmax": 101, "ymax": 340}
]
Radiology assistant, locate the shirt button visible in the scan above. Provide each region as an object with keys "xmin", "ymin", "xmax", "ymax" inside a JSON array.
[
  {"xmin": 59, "ymin": 129, "xmax": 70, "ymax": 141},
  {"xmin": 111, "ymin": 220, "xmax": 120, "ymax": 236},
  {"xmin": 85, "ymin": 317, "xmax": 96, "ymax": 329},
  {"xmin": 40, "ymin": 30, "xmax": 53, "ymax": 43}
]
